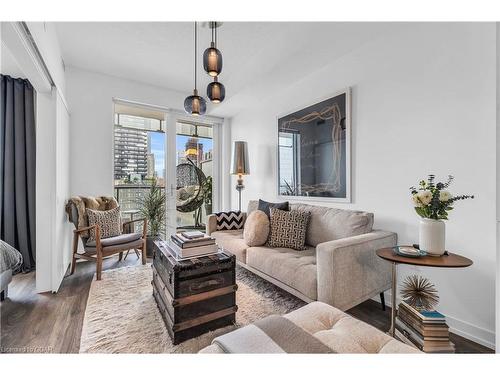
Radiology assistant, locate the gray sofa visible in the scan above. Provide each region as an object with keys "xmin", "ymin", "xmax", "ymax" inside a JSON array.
[{"xmin": 207, "ymin": 200, "xmax": 396, "ymax": 311}]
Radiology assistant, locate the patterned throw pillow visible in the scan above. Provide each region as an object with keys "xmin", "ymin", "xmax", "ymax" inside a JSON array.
[
  {"xmin": 267, "ymin": 208, "xmax": 311, "ymax": 250},
  {"xmin": 215, "ymin": 211, "xmax": 244, "ymax": 230},
  {"xmin": 86, "ymin": 206, "xmax": 122, "ymax": 242}
]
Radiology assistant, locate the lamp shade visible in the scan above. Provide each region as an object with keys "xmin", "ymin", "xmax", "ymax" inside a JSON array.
[
  {"xmin": 231, "ymin": 141, "xmax": 250, "ymax": 175},
  {"xmin": 207, "ymin": 77, "xmax": 225, "ymax": 103},
  {"xmin": 203, "ymin": 43, "xmax": 223, "ymax": 77},
  {"xmin": 184, "ymin": 89, "xmax": 207, "ymax": 116}
]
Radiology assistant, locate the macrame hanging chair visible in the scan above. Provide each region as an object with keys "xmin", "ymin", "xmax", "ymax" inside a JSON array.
[{"xmin": 176, "ymin": 158, "xmax": 207, "ymax": 214}]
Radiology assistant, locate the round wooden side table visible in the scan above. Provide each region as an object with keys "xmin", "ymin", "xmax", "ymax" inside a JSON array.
[{"xmin": 376, "ymin": 247, "xmax": 473, "ymax": 337}]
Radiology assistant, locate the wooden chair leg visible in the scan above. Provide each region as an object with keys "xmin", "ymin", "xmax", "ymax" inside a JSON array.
[
  {"xmin": 380, "ymin": 292, "xmax": 386, "ymax": 311},
  {"xmin": 96, "ymin": 252, "xmax": 103, "ymax": 281},
  {"xmin": 141, "ymin": 241, "xmax": 147, "ymax": 265},
  {"xmin": 70, "ymin": 232, "xmax": 79, "ymax": 275},
  {"xmin": 119, "ymin": 251, "xmax": 123, "ymax": 261}
]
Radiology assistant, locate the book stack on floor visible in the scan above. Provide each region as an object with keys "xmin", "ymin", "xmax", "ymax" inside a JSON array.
[
  {"xmin": 170, "ymin": 230, "xmax": 218, "ymax": 259},
  {"xmin": 395, "ymin": 301, "xmax": 455, "ymax": 353}
]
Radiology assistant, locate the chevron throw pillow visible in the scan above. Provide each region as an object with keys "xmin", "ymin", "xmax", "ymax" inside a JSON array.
[{"xmin": 215, "ymin": 211, "xmax": 244, "ymax": 230}]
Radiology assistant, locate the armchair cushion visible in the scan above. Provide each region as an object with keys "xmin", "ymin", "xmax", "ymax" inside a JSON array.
[
  {"xmin": 85, "ymin": 232, "xmax": 142, "ymax": 248},
  {"xmin": 86, "ymin": 206, "xmax": 122, "ymax": 242},
  {"xmin": 85, "ymin": 238, "xmax": 144, "ymax": 253}
]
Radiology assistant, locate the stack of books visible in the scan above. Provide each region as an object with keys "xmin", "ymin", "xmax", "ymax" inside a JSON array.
[
  {"xmin": 395, "ymin": 301, "xmax": 455, "ymax": 353},
  {"xmin": 169, "ymin": 231, "xmax": 218, "ymax": 258}
]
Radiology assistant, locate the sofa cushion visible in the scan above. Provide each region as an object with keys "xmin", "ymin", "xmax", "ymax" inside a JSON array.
[
  {"xmin": 211, "ymin": 229, "xmax": 248, "ymax": 263},
  {"xmin": 291, "ymin": 203, "xmax": 374, "ymax": 246},
  {"xmin": 267, "ymin": 208, "xmax": 310, "ymax": 251},
  {"xmin": 257, "ymin": 199, "xmax": 289, "ymax": 218},
  {"xmin": 243, "ymin": 210, "xmax": 270, "ymax": 246},
  {"xmin": 215, "ymin": 211, "xmax": 245, "ymax": 230},
  {"xmin": 246, "ymin": 245, "xmax": 317, "ymax": 300}
]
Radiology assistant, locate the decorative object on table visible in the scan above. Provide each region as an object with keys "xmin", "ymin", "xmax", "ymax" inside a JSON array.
[
  {"xmin": 184, "ymin": 22, "xmax": 206, "ymax": 116},
  {"xmin": 266, "ymin": 207, "xmax": 311, "ymax": 251},
  {"xmin": 393, "ymin": 245, "xmax": 426, "ymax": 258},
  {"xmin": 139, "ymin": 178, "xmax": 166, "ymax": 257},
  {"xmin": 376, "ymin": 247, "xmax": 473, "ymax": 339},
  {"xmin": 168, "ymin": 231, "xmax": 218, "ymax": 258},
  {"xmin": 277, "ymin": 88, "xmax": 351, "ymax": 202},
  {"xmin": 230, "ymin": 140, "xmax": 250, "ymax": 211},
  {"xmin": 396, "ymin": 301, "xmax": 454, "ymax": 353},
  {"xmin": 203, "ymin": 21, "xmax": 226, "ymax": 103},
  {"xmin": 243, "ymin": 210, "xmax": 270, "ymax": 246},
  {"xmin": 66, "ymin": 196, "xmax": 147, "ymax": 280},
  {"xmin": 400, "ymin": 275, "xmax": 439, "ymax": 311},
  {"xmin": 215, "ymin": 210, "xmax": 244, "ymax": 230},
  {"xmin": 410, "ymin": 174, "xmax": 474, "ymax": 256},
  {"xmin": 152, "ymin": 240, "xmax": 237, "ymax": 344},
  {"xmin": 257, "ymin": 198, "xmax": 289, "ymax": 218}
]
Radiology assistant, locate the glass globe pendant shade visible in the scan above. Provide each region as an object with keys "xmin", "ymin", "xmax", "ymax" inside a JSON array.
[
  {"xmin": 207, "ymin": 78, "xmax": 225, "ymax": 103},
  {"xmin": 203, "ymin": 42, "xmax": 223, "ymax": 77},
  {"xmin": 184, "ymin": 89, "xmax": 207, "ymax": 116}
]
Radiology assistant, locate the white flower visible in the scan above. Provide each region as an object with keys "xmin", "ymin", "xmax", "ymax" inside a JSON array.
[
  {"xmin": 417, "ymin": 190, "xmax": 432, "ymax": 205},
  {"xmin": 439, "ymin": 190, "xmax": 452, "ymax": 202},
  {"xmin": 411, "ymin": 194, "xmax": 422, "ymax": 207}
]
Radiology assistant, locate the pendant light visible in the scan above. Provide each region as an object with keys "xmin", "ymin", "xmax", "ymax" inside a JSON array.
[
  {"xmin": 207, "ymin": 76, "xmax": 225, "ymax": 103},
  {"xmin": 184, "ymin": 22, "xmax": 207, "ymax": 116},
  {"xmin": 203, "ymin": 21, "xmax": 223, "ymax": 77}
]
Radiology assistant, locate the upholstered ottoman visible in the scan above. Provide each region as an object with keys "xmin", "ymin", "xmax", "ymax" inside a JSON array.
[{"xmin": 199, "ymin": 301, "xmax": 420, "ymax": 354}]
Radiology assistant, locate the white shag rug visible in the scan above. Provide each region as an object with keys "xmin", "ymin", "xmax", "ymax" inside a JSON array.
[{"xmin": 79, "ymin": 264, "xmax": 305, "ymax": 353}]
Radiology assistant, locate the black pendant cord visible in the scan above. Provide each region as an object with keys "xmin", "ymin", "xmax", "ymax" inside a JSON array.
[
  {"xmin": 214, "ymin": 22, "xmax": 217, "ymax": 48},
  {"xmin": 194, "ymin": 21, "xmax": 197, "ymax": 91}
]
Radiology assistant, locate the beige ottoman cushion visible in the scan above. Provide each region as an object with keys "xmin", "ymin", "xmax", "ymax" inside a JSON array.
[{"xmin": 243, "ymin": 210, "xmax": 270, "ymax": 246}]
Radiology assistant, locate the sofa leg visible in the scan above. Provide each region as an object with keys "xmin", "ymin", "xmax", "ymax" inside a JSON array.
[
  {"xmin": 380, "ymin": 292, "xmax": 386, "ymax": 311},
  {"xmin": 1, "ymin": 290, "xmax": 5, "ymax": 301}
]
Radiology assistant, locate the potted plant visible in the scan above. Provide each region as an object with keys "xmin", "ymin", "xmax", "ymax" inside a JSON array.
[
  {"xmin": 410, "ymin": 175, "xmax": 473, "ymax": 256},
  {"xmin": 202, "ymin": 176, "xmax": 213, "ymax": 215},
  {"xmin": 139, "ymin": 178, "xmax": 166, "ymax": 257}
]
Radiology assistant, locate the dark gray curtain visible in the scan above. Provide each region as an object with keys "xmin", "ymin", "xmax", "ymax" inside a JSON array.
[{"xmin": 1, "ymin": 74, "xmax": 36, "ymax": 271}]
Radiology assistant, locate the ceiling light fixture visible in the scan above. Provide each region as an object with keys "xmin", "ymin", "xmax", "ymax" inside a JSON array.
[
  {"xmin": 207, "ymin": 76, "xmax": 225, "ymax": 103},
  {"xmin": 184, "ymin": 22, "xmax": 206, "ymax": 116},
  {"xmin": 203, "ymin": 21, "xmax": 223, "ymax": 77}
]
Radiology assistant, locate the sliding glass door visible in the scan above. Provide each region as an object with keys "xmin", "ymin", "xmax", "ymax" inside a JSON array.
[{"xmin": 113, "ymin": 101, "xmax": 221, "ymax": 241}]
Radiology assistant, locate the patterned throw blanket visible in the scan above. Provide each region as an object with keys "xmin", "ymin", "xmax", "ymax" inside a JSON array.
[
  {"xmin": 0, "ymin": 240, "xmax": 23, "ymax": 274},
  {"xmin": 212, "ymin": 315, "xmax": 334, "ymax": 353}
]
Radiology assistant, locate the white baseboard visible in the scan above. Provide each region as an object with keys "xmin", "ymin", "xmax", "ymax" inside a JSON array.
[{"xmin": 376, "ymin": 292, "xmax": 495, "ymax": 350}]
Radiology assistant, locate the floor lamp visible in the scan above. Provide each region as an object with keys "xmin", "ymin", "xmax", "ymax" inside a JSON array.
[{"xmin": 231, "ymin": 141, "xmax": 250, "ymax": 212}]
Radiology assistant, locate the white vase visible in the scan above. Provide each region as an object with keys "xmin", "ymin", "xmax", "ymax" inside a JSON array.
[{"xmin": 419, "ymin": 218, "xmax": 445, "ymax": 256}]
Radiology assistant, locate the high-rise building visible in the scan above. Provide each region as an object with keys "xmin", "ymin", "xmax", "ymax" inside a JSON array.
[
  {"xmin": 184, "ymin": 137, "xmax": 203, "ymax": 166},
  {"xmin": 114, "ymin": 127, "xmax": 148, "ymax": 181},
  {"xmin": 147, "ymin": 153, "xmax": 156, "ymax": 179}
]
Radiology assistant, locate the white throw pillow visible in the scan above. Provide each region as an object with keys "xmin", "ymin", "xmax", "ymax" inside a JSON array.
[{"xmin": 243, "ymin": 210, "xmax": 270, "ymax": 246}]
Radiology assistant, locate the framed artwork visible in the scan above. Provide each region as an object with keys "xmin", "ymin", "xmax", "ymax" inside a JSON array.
[{"xmin": 277, "ymin": 88, "xmax": 351, "ymax": 202}]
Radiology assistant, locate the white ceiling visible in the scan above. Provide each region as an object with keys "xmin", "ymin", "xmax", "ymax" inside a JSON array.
[{"xmin": 54, "ymin": 22, "xmax": 409, "ymax": 117}]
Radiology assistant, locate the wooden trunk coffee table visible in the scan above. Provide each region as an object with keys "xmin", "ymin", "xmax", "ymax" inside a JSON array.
[{"xmin": 376, "ymin": 247, "xmax": 473, "ymax": 338}]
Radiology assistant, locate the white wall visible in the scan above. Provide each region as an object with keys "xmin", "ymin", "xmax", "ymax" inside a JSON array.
[{"xmin": 230, "ymin": 23, "xmax": 497, "ymax": 348}]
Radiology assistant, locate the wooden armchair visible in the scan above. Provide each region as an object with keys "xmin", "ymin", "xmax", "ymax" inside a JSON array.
[{"xmin": 66, "ymin": 197, "xmax": 148, "ymax": 280}]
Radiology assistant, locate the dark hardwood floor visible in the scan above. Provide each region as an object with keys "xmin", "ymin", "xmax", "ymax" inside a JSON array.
[{"xmin": 1, "ymin": 257, "xmax": 493, "ymax": 354}]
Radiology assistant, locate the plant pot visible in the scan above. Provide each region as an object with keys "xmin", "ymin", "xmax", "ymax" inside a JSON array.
[
  {"xmin": 419, "ymin": 218, "xmax": 445, "ymax": 256},
  {"xmin": 146, "ymin": 236, "xmax": 160, "ymax": 258}
]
